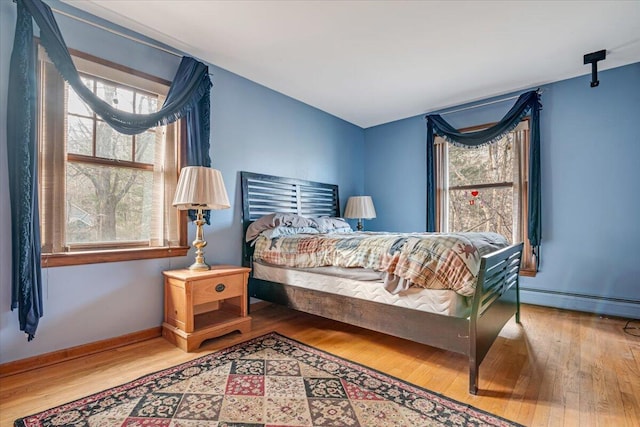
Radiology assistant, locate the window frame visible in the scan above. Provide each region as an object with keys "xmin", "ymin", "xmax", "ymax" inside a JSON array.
[
  {"xmin": 37, "ymin": 44, "xmax": 189, "ymax": 267},
  {"xmin": 435, "ymin": 119, "xmax": 536, "ymax": 276}
]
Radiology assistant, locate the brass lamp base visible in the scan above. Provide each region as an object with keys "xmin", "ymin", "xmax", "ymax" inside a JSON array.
[
  {"xmin": 189, "ymin": 207, "xmax": 210, "ymax": 271},
  {"xmin": 188, "ymin": 260, "xmax": 210, "ymax": 271}
]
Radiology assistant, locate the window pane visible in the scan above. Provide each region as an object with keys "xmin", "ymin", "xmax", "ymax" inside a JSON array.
[
  {"xmin": 67, "ymin": 115, "xmax": 93, "ymax": 156},
  {"xmin": 136, "ymin": 93, "xmax": 158, "ymax": 114},
  {"xmin": 448, "ymin": 187, "xmax": 514, "ymax": 243},
  {"xmin": 96, "ymin": 121, "xmax": 133, "ymax": 161},
  {"xmin": 65, "ymin": 162, "xmax": 153, "ymax": 244},
  {"xmin": 96, "ymin": 82, "xmax": 134, "ymax": 113},
  {"xmin": 449, "ymin": 135, "xmax": 514, "ymax": 187},
  {"xmin": 67, "ymin": 77, "xmax": 93, "ymax": 117},
  {"xmin": 135, "ymin": 130, "xmax": 156, "ymax": 164}
]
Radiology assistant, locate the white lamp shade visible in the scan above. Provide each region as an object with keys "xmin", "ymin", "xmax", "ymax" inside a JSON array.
[
  {"xmin": 344, "ymin": 196, "xmax": 376, "ymax": 219},
  {"xmin": 173, "ymin": 166, "xmax": 230, "ymax": 210}
]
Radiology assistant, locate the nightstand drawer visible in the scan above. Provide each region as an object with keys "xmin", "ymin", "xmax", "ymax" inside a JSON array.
[{"xmin": 192, "ymin": 273, "xmax": 244, "ymax": 305}]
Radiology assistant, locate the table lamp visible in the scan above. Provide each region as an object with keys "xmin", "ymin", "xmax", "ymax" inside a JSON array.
[
  {"xmin": 173, "ymin": 166, "xmax": 230, "ymax": 270},
  {"xmin": 344, "ymin": 196, "xmax": 376, "ymax": 231}
]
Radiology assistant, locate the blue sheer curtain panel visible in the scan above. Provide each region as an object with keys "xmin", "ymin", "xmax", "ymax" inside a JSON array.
[
  {"xmin": 425, "ymin": 90, "xmax": 542, "ymax": 267},
  {"xmin": 7, "ymin": 0, "xmax": 213, "ymax": 340}
]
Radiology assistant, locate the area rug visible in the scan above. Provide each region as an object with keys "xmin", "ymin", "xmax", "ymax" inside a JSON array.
[{"xmin": 15, "ymin": 332, "xmax": 520, "ymax": 426}]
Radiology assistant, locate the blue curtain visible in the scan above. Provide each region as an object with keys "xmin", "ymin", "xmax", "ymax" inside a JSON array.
[
  {"xmin": 425, "ymin": 90, "xmax": 542, "ymax": 265},
  {"xmin": 7, "ymin": 0, "xmax": 213, "ymax": 340},
  {"xmin": 7, "ymin": 0, "xmax": 42, "ymax": 342},
  {"xmin": 185, "ymin": 94, "xmax": 213, "ymax": 224}
]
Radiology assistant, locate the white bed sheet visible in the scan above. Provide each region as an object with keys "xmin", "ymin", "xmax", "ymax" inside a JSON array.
[{"xmin": 253, "ymin": 261, "xmax": 471, "ymax": 318}]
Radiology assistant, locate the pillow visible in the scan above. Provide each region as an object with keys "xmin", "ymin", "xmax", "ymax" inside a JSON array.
[
  {"xmin": 310, "ymin": 216, "xmax": 353, "ymax": 233},
  {"xmin": 261, "ymin": 226, "xmax": 319, "ymax": 240},
  {"xmin": 245, "ymin": 213, "xmax": 316, "ymax": 242}
]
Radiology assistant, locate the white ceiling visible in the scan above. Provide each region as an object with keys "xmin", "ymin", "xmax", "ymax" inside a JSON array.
[{"xmin": 61, "ymin": 0, "xmax": 640, "ymax": 128}]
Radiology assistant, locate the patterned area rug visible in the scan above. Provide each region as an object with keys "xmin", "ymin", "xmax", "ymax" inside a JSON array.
[{"xmin": 15, "ymin": 333, "xmax": 520, "ymax": 426}]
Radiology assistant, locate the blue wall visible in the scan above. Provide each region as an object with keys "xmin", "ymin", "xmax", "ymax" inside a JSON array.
[
  {"xmin": 0, "ymin": 1, "xmax": 364, "ymax": 363},
  {"xmin": 2, "ymin": 0, "xmax": 637, "ymax": 365},
  {"xmin": 364, "ymin": 63, "xmax": 640, "ymax": 319}
]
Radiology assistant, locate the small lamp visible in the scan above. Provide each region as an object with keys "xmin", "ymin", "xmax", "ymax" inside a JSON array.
[
  {"xmin": 344, "ymin": 196, "xmax": 376, "ymax": 231},
  {"xmin": 173, "ymin": 166, "xmax": 230, "ymax": 270}
]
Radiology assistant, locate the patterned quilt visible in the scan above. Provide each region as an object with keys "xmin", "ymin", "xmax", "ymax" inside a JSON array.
[{"xmin": 253, "ymin": 231, "xmax": 509, "ymax": 296}]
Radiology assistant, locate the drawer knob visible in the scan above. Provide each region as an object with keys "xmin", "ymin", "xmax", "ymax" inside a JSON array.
[{"xmin": 215, "ymin": 283, "xmax": 226, "ymax": 292}]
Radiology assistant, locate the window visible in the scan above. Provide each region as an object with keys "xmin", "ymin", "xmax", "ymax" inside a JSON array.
[
  {"xmin": 435, "ymin": 120, "xmax": 536, "ymax": 274},
  {"xmin": 37, "ymin": 47, "xmax": 188, "ymax": 266}
]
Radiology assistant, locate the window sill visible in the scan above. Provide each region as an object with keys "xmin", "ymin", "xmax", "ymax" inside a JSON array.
[
  {"xmin": 520, "ymin": 268, "xmax": 537, "ymax": 278},
  {"xmin": 41, "ymin": 246, "xmax": 189, "ymax": 268}
]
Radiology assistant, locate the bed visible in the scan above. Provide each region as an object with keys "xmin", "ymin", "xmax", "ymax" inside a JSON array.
[{"xmin": 241, "ymin": 171, "xmax": 523, "ymax": 394}]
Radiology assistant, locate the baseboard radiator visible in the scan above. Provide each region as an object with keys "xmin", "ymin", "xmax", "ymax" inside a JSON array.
[{"xmin": 520, "ymin": 287, "xmax": 639, "ymax": 319}]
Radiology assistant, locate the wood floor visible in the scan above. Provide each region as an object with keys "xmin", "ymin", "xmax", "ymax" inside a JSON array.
[{"xmin": 1, "ymin": 303, "xmax": 638, "ymax": 426}]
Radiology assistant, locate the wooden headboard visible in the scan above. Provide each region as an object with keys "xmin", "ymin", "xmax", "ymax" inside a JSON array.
[{"xmin": 240, "ymin": 171, "xmax": 340, "ymax": 265}]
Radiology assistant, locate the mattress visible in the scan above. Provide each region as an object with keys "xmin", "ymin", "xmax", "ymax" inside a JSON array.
[
  {"xmin": 253, "ymin": 261, "xmax": 472, "ymax": 318},
  {"xmin": 252, "ymin": 231, "xmax": 509, "ymax": 297}
]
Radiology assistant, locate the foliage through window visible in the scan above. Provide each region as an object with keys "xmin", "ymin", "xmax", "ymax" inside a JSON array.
[
  {"xmin": 38, "ymin": 47, "xmax": 187, "ymax": 266},
  {"xmin": 66, "ymin": 76, "xmax": 158, "ymax": 244},
  {"xmin": 435, "ymin": 120, "xmax": 535, "ymax": 273}
]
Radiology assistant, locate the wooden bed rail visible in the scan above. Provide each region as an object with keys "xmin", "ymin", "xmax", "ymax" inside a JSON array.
[{"xmin": 469, "ymin": 242, "xmax": 524, "ymax": 394}]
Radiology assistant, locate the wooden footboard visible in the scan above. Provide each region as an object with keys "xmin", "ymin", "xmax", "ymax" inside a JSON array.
[{"xmin": 469, "ymin": 242, "xmax": 524, "ymax": 394}]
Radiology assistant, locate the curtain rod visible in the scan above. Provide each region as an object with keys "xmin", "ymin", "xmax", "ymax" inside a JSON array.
[
  {"xmin": 49, "ymin": 6, "xmax": 184, "ymax": 59},
  {"xmin": 439, "ymin": 89, "xmax": 542, "ymax": 116}
]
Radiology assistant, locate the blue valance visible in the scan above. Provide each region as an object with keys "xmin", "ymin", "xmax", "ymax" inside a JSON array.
[
  {"xmin": 21, "ymin": 0, "xmax": 212, "ymax": 136},
  {"xmin": 7, "ymin": 0, "xmax": 213, "ymax": 340},
  {"xmin": 425, "ymin": 90, "xmax": 542, "ymax": 265}
]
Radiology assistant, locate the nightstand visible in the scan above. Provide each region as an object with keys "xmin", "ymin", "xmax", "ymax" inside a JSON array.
[{"xmin": 162, "ymin": 265, "xmax": 252, "ymax": 352}]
